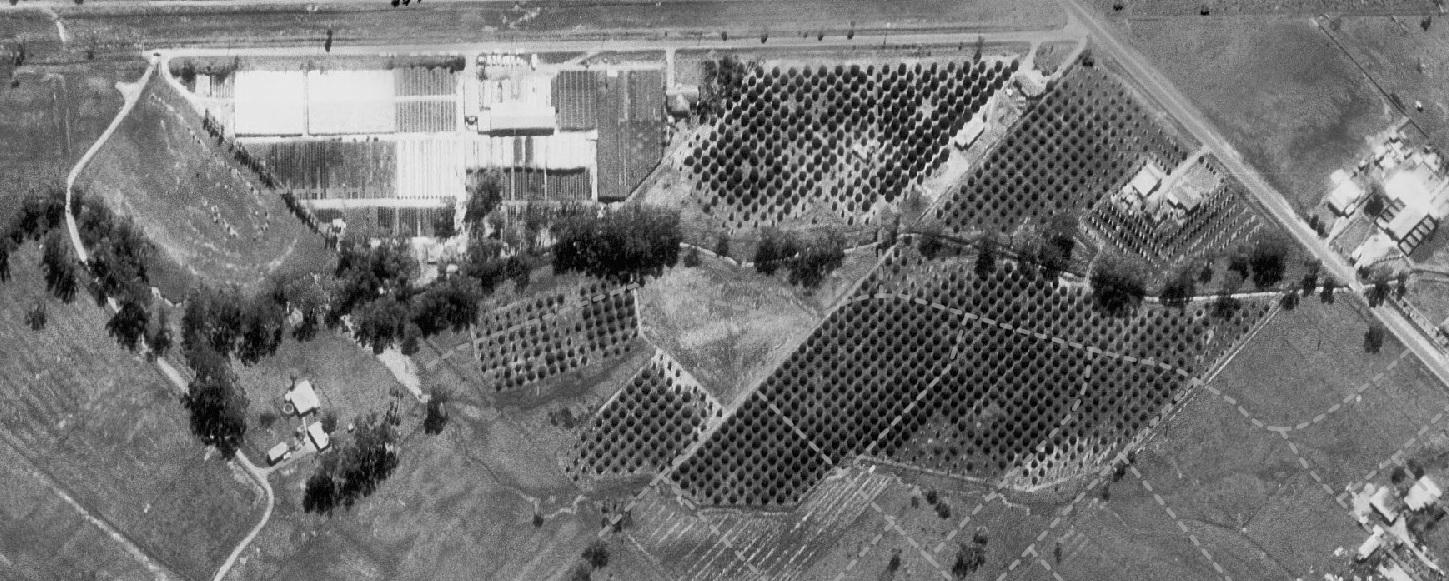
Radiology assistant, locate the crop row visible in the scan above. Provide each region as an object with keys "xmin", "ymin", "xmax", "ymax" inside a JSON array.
[
  {"xmin": 396, "ymin": 101, "xmax": 457, "ymax": 133},
  {"xmin": 473, "ymin": 281, "xmax": 639, "ymax": 392},
  {"xmin": 684, "ymin": 60, "xmax": 1014, "ymax": 230},
  {"xmin": 394, "ymin": 66, "xmax": 457, "ymax": 97},
  {"xmin": 568, "ymin": 351, "xmax": 720, "ymax": 480},
  {"xmin": 250, "ymin": 140, "xmax": 396, "ymax": 199},
  {"xmin": 1084, "ymin": 169, "xmax": 1266, "ymax": 285},
  {"xmin": 935, "ymin": 66, "xmax": 1189, "ymax": 236}
]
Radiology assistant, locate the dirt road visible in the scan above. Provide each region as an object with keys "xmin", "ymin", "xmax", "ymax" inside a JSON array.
[
  {"xmin": 1061, "ymin": 0, "xmax": 1449, "ymax": 391},
  {"xmin": 62, "ymin": 56, "xmax": 276, "ymax": 581}
]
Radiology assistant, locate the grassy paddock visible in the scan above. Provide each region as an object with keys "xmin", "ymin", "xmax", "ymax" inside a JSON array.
[{"xmin": 0, "ymin": 246, "xmax": 260, "ymax": 580}]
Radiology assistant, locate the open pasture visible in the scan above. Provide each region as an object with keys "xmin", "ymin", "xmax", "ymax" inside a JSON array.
[
  {"xmin": 0, "ymin": 247, "xmax": 260, "ymax": 580},
  {"xmin": 78, "ymin": 75, "xmax": 332, "ymax": 295}
]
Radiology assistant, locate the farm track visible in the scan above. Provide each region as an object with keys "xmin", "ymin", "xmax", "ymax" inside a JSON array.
[
  {"xmin": 62, "ymin": 56, "xmax": 275, "ymax": 581},
  {"xmin": 1063, "ymin": 0, "xmax": 1449, "ymax": 395}
]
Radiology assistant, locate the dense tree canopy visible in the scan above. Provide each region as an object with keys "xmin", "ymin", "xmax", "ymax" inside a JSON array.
[
  {"xmin": 181, "ymin": 344, "xmax": 249, "ymax": 458},
  {"xmin": 1089, "ymin": 254, "xmax": 1146, "ymax": 317},
  {"xmin": 552, "ymin": 206, "xmax": 682, "ymax": 281},
  {"xmin": 303, "ymin": 412, "xmax": 400, "ymax": 514}
]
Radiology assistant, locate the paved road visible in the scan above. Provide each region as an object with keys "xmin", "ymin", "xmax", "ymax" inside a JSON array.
[
  {"xmin": 150, "ymin": 18, "xmax": 1084, "ymax": 59},
  {"xmin": 61, "ymin": 56, "xmax": 276, "ymax": 581},
  {"xmin": 1061, "ymin": 0, "xmax": 1449, "ymax": 390}
]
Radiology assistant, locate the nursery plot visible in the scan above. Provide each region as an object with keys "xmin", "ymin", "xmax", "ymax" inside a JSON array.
[
  {"xmin": 551, "ymin": 70, "xmax": 599, "ymax": 131},
  {"xmin": 396, "ymin": 101, "xmax": 457, "ymax": 133},
  {"xmin": 597, "ymin": 70, "xmax": 665, "ymax": 201},
  {"xmin": 249, "ymin": 139, "xmax": 397, "ymax": 199},
  {"xmin": 473, "ymin": 279, "xmax": 641, "ymax": 392},
  {"xmin": 683, "ymin": 59, "xmax": 1015, "ymax": 231},
  {"xmin": 671, "ymin": 237, "xmax": 1272, "ymax": 507},
  {"xmin": 936, "ymin": 66, "xmax": 1190, "ymax": 238},
  {"xmin": 1083, "ymin": 156, "xmax": 1271, "ymax": 286},
  {"xmin": 569, "ymin": 351, "xmax": 721, "ymax": 481},
  {"xmin": 393, "ymin": 66, "xmax": 458, "ymax": 97}
]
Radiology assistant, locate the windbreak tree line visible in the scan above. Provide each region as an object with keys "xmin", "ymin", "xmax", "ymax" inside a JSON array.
[
  {"xmin": 753, "ymin": 228, "xmax": 847, "ymax": 289},
  {"xmin": 552, "ymin": 205, "xmax": 683, "ymax": 282}
]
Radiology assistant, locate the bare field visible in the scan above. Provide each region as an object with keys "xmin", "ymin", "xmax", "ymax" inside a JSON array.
[
  {"xmin": 76, "ymin": 72, "xmax": 333, "ymax": 297},
  {"xmin": 1125, "ymin": 16, "xmax": 1390, "ymax": 212},
  {"xmin": 1205, "ymin": 299, "xmax": 1402, "ymax": 426},
  {"xmin": 637, "ymin": 252, "xmax": 873, "ymax": 407},
  {"xmin": 1050, "ymin": 391, "xmax": 1364, "ymax": 580},
  {"xmin": 0, "ymin": 247, "xmax": 260, "ymax": 580},
  {"xmin": 1332, "ymin": 16, "xmax": 1449, "ymax": 198},
  {"xmin": 0, "ymin": 61, "xmax": 144, "ymax": 213}
]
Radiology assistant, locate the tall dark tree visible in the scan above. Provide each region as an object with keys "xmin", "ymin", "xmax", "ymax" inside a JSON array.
[
  {"xmin": 423, "ymin": 390, "xmax": 450, "ymax": 435},
  {"xmin": 974, "ymin": 238, "xmax": 996, "ymax": 279},
  {"xmin": 1365, "ymin": 324, "xmax": 1386, "ymax": 353},
  {"xmin": 553, "ymin": 206, "xmax": 683, "ymax": 281},
  {"xmin": 1159, "ymin": 272, "xmax": 1195, "ymax": 309},
  {"xmin": 464, "ymin": 170, "xmax": 504, "ymax": 225},
  {"xmin": 788, "ymin": 230, "xmax": 845, "ymax": 289},
  {"xmin": 40, "ymin": 230, "xmax": 78, "ymax": 303},
  {"xmin": 148, "ymin": 307, "xmax": 172, "ymax": 359},
  {"xmin": 106, "ymin": 299, "xmax": 151, "ymax": 352},
  {"xmin": 25, "ymin": 301, "xmax": 46, "ymax": 331},
  {"xmin": 181, "ymin": 344, "xmax": 248, "ymax": 458},
  {"xmin": 237, "ymin": 295, "xmax": 286, "ymax": 365},
  {"xmin": 1089, "ymin": 254, "xmax": 1146, "ymax": 317},
  {"xmin": 714, "ymin": 233, "xmax": 731, "ymax": 259},
  {"xmin": 0, "ymin": 237, "xmax": 12, "ymax": 282},
  {"xmin": 303, "ymin": 473, "xmax": 338, "ymax": 514},
  {"xmin": 409, "ymin": 275, "xmax": 483, "ymax": 336},
  {"xmin": 1320, "ymin": 277, "xmax": 1337, "ymax": 304},
  {"xmin": 1248, "ymin": 236, "xmax": 1288, "ymax": 289},
  {"xmin": 753, "ymin": 228, "xmax": 800, "ymax": 276},
  {"xmin": 352, "ymin": 296, "xmax": 410, "ymax": 354}
]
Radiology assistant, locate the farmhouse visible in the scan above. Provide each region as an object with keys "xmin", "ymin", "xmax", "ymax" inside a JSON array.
[
  {"xmin": 1326, "ymin": 170, "xmax": 1366, "ymax": 216},
  {"xmin": 307, "ymin": 422, "xmax": 331, "ymax": 451},
  {"xmin": 284, "ymin": 379, "xmax": 321, "ymax": 416},
  {"xmin": 1406, "ymin": 476, "xmax": 1443, "ymax": 511},
  {"xmin": 267, "ymin": 442, "xmax": 291, "ymax": 465}
]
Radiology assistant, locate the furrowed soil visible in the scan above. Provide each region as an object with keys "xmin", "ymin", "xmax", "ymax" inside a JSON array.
[{"xmin": 0, "ymin": 246, "xmax": 261, "ymax": 580}]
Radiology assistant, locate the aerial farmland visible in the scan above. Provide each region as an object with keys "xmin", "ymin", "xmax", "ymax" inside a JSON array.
[{"xmin": 5, "ymin": 1, "xmax": 1449, "ymax": 580}]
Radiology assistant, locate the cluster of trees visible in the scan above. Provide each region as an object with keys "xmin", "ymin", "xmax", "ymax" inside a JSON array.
[
  {"xmin": 463, "ymin": 171, "xmax": 504, "ymax": 227},
  {"xmin": 1089, "ymin": 253, "xmax": 1147, "ymax": 317},
  {"xmin": 697, "ymin": 56, "xmax": 757, "ymax": 119},
  {"xmin": 552, "ymin": 206, "xmax": 682, "ymax": 282},
  {"xmin": 753, "ymin": 228, "xmax": 847, "ymax": 289},
  {"xmin": 568, "ymin": 541, "xmax": 611, "ymax": 581},
  {"xmin": 951, "ymin": 528, "xmax": 990, "ymax": 579},
  {"xmin": 303, "ymin": 411, "xmax": 401, "ymax": 514},
  {"xmin": 181, "ymin": 342, "xmax": 249, "ymax": 458}
]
